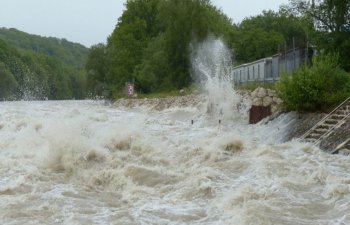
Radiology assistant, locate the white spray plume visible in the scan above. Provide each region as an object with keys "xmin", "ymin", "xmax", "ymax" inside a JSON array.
[{"xmin": 191, "ymin": 36, "xmax": 241, "ymax": 122}]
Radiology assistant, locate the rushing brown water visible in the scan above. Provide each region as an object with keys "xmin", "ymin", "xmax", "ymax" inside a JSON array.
[{"xmin": 0, "ymin": 99, "xmax": 350, "ymax": 225}]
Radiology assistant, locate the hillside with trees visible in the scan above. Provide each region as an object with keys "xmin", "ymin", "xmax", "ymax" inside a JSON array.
[
  {"xmin": 0, "ymin": 29, "xmax": 88, "ymax": 100},
  {"xmin": 0, "ymin": 28, "xmax": 88, "ymax": 68}
]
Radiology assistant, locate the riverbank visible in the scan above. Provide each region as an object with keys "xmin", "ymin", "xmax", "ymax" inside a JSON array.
[
  {"xmin": 114, "ymin": 92, "xmax": 349, "ymax": 153},
  {"xmin": 113, "ymin": 94, "xmax": 207, "ymax": 111}
]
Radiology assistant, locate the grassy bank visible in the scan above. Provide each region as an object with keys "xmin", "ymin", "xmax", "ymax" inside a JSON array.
[{"xmin": 235, "ymin": 81, "xmax": 277, "ymax": 92}]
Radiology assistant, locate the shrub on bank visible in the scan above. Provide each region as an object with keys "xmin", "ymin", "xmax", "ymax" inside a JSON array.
[{"xmin": 277, "ymin": 53, "xmax": 350, "ymax": 111}]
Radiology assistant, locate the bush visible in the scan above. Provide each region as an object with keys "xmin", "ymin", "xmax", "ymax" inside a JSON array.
[{"xmin": 277, "ymin": 53, "xmax": 350, "ymax": 111}]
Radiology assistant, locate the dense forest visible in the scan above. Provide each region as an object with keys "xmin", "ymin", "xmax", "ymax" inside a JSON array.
[
  {"xmin": 86, "ymin": 0, "xmax": 349, "ymax": 99},
  {"xmin": 0, "ymin": 0, "xmax": 349, "ymax": 101},
  {"xmin": 86, "ymin": 0, "xmax": 235, "ymax": 97},
  {"xmin": 0, "ymin": 28, "xmax": 88, "ymax": 100},
  {"xmin": 0, "ymin": 28, "xmax": 88, "ymax": 68}
]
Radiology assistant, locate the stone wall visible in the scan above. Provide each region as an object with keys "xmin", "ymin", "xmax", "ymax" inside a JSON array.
[
  {"xmin": 250, "ymin": 87, "xmax": 283, "ymax": 115},
  {"xmin": 248, "ymin": 87, "xmax": 284, "ymax": 123}
]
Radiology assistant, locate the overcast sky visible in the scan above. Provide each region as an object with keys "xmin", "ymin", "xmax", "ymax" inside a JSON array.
[{"xmin": 0, "ymin": 0, "xmax": 289, "ymax": 47}]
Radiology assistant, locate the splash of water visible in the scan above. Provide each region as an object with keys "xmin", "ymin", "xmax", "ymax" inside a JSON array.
[
  {"xmin": 191, "ymin": 37, "xmax": 241, "ymax": 122},
  {"xmin": 19, "ymin": 72, "xmax": 48, "ymax": 101}
]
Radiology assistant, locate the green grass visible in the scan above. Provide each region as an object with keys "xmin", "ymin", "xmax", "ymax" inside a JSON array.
[
  {"xmin": 235, "ymin": 81, "xmax": 277, "ymax": 91},
  {"xmin": 137, "ymin": 90, "xmax": 183, "ymax": 98},
  {"xmin": 114, "ymin": 84, "xmax": 200, "ymax": 99},
  {"xmin": 114, "ymin": 81, "xmax": 279, "ymax": 99}
]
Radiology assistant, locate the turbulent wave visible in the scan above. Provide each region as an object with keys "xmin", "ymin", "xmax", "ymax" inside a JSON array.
[{"xmin": 1, "ymin": 100, "xmax": 350, "ymax": 224}]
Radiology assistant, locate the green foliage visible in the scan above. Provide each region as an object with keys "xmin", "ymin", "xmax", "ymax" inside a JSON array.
[
  {"xmin": 0, "ymin": 28, "xmax": 88, "ymax": 69},
  {"xmin": 287, "ymin": 0, "xmax": 350, "ymax": 70},
  {"xmin": 234, "ymin": 28, "xmax": 284, "ymax": 63},
  {"xmin": 86, "ymin": 1, "xmax": 317, "ymax": 98},
  {"xmin": 0, "ymin": 62, "xmax": 17, "ymax": 99},
  {"xmin": 136, "ymin": 84, "xmax": 197, "ymax": 98},
  {"xmin": 84, "ymin": 0, "xmax": 350, "ymax": 100},
  {"xmin": 133, "ymin": 34, "xmax": 171, "ymax": 93},
  {"xmin": 233, "ymin": 10, "xmax": 309, "ymax": 63},
  {"xmin": 156, "ymin": 0, "xmax": 233, "ymax": 90},
  {"xmin": 86, "ymin": 0, "xmax": 234, "ymax": 98},
  {"xmin": 86, "ymin": 43, "xmax": 107, "ymax": 97},
  {"xmin": 138, "ymin": 90, "xmax": 183, "ymax": 98},
  {"xmin": 277, "ymin": 53, "xmax": 350, "ymax": 111},
  {"xmin": 0, "ymin": 32, "xmax": 88, "ymax": 100},
  {"xmin": 104, "ymin": 0, "xmax": 161, "ymax": 97},
  {"xmin": 70, "ymin": 70, "xmax": 87, "ymax": 99}
]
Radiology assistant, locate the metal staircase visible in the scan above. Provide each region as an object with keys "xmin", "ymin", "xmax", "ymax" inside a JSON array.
[{"xmin": 300, "ymin": 97, "xmax": 350, "ymax": 146}]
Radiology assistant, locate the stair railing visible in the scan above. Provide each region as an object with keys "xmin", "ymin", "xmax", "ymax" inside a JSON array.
[
  {"xmin": 331, "ymin": 138, "xmax": 350, "ymax": 154},
  {"xmin": 299, "ymin": 96, "xmax": 350, "ymax": 141},
  {"xmin": 313, "ymin": 113, "xmax": 350, "ymax": 146}
]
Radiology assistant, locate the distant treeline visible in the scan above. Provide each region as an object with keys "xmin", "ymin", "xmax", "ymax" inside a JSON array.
[
  {"xmin": 0, "ymin": 0, "xmax": 348, "ymax": 100},
  {"xmin": 0, "ymin": 28, "xmax": 88, "ymax": 100},
  {"xmin": 86, "ymin": 0, "xmax": 349, "ymax": 98}
]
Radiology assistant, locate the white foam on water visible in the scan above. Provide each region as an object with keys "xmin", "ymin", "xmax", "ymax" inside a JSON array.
[{"xmin": 1, "ymin": 99, "xmax": 350, "ymax": 224}]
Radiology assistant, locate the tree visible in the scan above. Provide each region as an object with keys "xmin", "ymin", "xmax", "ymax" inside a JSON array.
[
  {"xmin": 105, "ymin": 0, "xmax": 160, "ymax": 97},
  {"xmin": 157, "ymin": 0, "xmax": 217, "ymax": 89},
  {"xmin": 287, "ymin": 0, "xmax": 350, "ymax": 70},
  {"xmin": 234, "ymin": 28, "xmax": 284, "ymax": 63},
  {"xmin": 0, "ymin": 63, "xmax": 17, "ymax": 99},
  {"xmin": 133, "ymin": 34, "xmax": 171, "ymax": 93},
  {"xmin": 100, "ymin": 0, "xmax": 235, "ymax": 97},
  {"xmin": 86, "ymin": 43, "xmax": 107, "ymax": 97},
  {"xmin": 233, "ymin": 10, "xmax": 310, "ymax": 63}
]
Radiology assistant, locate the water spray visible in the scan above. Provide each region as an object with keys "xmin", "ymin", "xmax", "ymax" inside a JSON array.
[{"xmin": 190, "ymin": 36, "xmax": 241, "ymax": 122}]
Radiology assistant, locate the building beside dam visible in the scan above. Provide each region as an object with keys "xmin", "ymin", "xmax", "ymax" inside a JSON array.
[{"xmin": 232, "ymin": 47, "xmax": 313, "ymax": 84}]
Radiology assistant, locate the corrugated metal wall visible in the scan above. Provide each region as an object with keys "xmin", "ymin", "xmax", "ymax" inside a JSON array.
[{"xmin": 233, "ymin": 48, "xmax": 308, "ymax": 84}]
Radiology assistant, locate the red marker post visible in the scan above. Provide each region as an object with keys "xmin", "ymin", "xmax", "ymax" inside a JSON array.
[{"xmin": 126, "ymin": 82, "xmax": 134, "ymax": 97}]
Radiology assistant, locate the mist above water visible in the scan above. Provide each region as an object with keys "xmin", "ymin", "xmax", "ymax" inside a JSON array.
[{"xmin": 191, "ymin": 37, "xmax": 242, "ymax": 122}]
